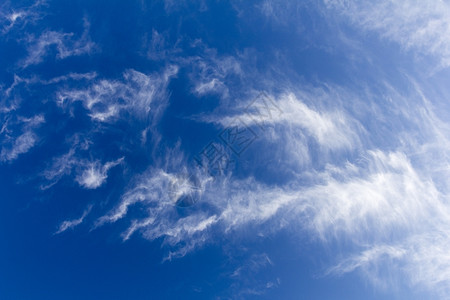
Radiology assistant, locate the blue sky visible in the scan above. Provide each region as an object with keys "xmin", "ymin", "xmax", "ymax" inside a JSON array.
[{"xmin": 1, "ymin": 0, "xmax": 450, "ymax": 299}]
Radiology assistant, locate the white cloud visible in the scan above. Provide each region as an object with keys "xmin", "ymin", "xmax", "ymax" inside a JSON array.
[
  {"xmin": 40, "ymin": 72, "xmax": 98, "ymax": 85},
  {"xmin": 55, "ymin": 205, "xmax": 93, "ymax": 234},
  {"xmin": 0, "ymin": 114, "xmax": 44, "ymax": 162},
  {"xmin": 20, "ymin": 17, "xmax": 96, "ymax": 67},
  {"xmin": 186, "ymin": 43, "xmax": 241, "ymax": 98},
  {"xmin": 0, "ymin": 0, "xmax": 45, "ymax": 34},
  {"xmin": 2, "ymin": 73, "xmax": 97, "ymax": 103},
  {"xmin": 76, "ymin": 157, "xmax": 124, "ymax": 189},
  {"xmin": 326, "ymin": 230, "xmax": 450, "ymax": 297},
  {"xmin": 309, "ymin": 87, "xmax": 450, "ymax": 296},
  {"xmin": 95, "ymin": 163, "xmax": 302, "ymax": 260},
  {"xmin": 1, "ymin": 131, "xmax": 36, "ymax": 161},
  {"xmin": 57, "ymin": 66, "xmax": 178, "ymax": 122},
  {"xmin": 146, "ymin": 37, "xmax": 241, "ymax": 98},
  {"xmin": 227, "ymin": 253, "xmax": 278, "ymax": 298},
  {"xmin": 84, "ymin": 70, "xmax": 450, "ymax": 299},
  {"xmin": 194, "ymin": 78, "xmax": 227, "ymax": 96},
  {"xmin": 146, "ymin": 29, "xmax": 182, "ymax": 60},
  {"xmin": 94, "ymin": 167, "xmax": 218, "ymax": 259},
  {"xmin": 42, "ymin": 143, "xmax": 123, "ymax": 190},
  {"xmin": 41, "ymin": 148, "xmax": 77, "ymax": 189},
  {"xmin": 4, "ymin": 4, "xmax": 442, "ymax": 295},
  {"xmin": 92, "ymin": 87, "xmax": 364, "ymax": 259},
  {"xmin": 303, "ymin": 150, "xmax": 444, "ymax": 240},
  {"xmin": 93, "ymin": 141, "xmax": 450, "ymax": 297},
  {"xmin": 206, "ymin": 89, "xmax": 363, "ymax": 156},
  {"xmin": 324, "ymin": 0, "xmax": 450, "ymax": 69}
]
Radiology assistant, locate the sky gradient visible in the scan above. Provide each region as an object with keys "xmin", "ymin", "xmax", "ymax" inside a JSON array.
[{"xmin": 1, "ymin": 0, "xmax": 450, "ymax": 299}]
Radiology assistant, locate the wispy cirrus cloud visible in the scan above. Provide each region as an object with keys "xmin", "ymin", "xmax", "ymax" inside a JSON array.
[
  {"xmin": 0, "ymin": 0, "xmax": 46, "ymax": 34},
  {"xmin": 324, "ymin": 0, "xmax": 450, "ymax": 70},
  {"xmin": 3, "ymin": 72, "xmax": 97, "ymax": 99},
  {"xmin": 42, "ymin": 148, "xmax": 124, "ymax": 190},
  {"xmin": 2, "ymin": 1, "xmax": 449, "ymax": 297},
  {"xmin": 55, "ymin": 205, "xmax": 93, "ymax": 234},
  {"xmin": 82, "ymin": 69, "xmax": 450, "ymax": 300},
  {"xmin": 0, "ymin": 114, "xmax": 44, "ymax": 162},
  {"xmin": 1, "ymin": 130, "xmax": 37, "ymax": 161},
  {"xmin": 57, "ymin": 66, "xmax": 178, "ymax": 122},
  {"xmin": 145, "ymin": 36, "xmax": 242, "ymax": 99},
  {"xmin": 188, "ymin": 47, "xmax": 241, "ymax": 98},
  {"xmin": 214, "ymin": 91, "xmax": 363, "ymax": 151},
  {"xmin": 20, "ymin": 18, "xmax": 97, "ymax": 68},
  {"xmin": 76, "ymin": 157, "xmax": 124, "ymax": 189},
  {"xmin": 228, "ymin": 253, "xmax": 279, "ymax": 298}
]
